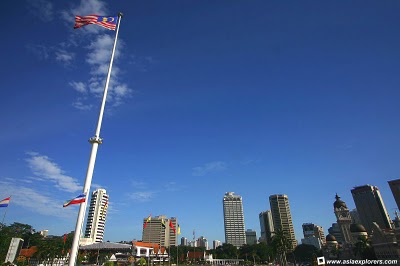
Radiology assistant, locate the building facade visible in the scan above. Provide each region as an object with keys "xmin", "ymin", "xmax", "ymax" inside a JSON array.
[
  {"xmin": 180, "ymin": 237, "xmax": 187, "ymax": 246},
  {"xmin": 259, "ymin": 210, "xmax": 274, "ymax": 244},
  {"xmin": 245, "ymin": 229, "xmax": 257, "ymax": 245},
  {"xmin": 197, "ymin": 236, "xmax": 209, "ymax": 250},
  {"xmin": 269, "ymin": 194, "xmax": 297, "ymax": 250},
  {"xmin": 302, "ymin": 223, "xmax": 326, "ymax": 246},
  {"xmin": 213, "ymin": 240, "xmax": 222, "ymax": 249},
  {"xmin": 84, "ymin": 188, "xmax": 109, "ymax": 243},
  {"xmin": 223, "ymin": 192, "xmax": 246, "ymax": 247},
  {"xmin": 351, "ymin": 185, "xmax": 392, "ymax": 234},
  {"xmin": 333, "ymin": 194, "xmax": 352, "ymax": 245},
  {"xmin": 388, "ymin": 179, "xmax": 400, "ymax": 210},
  {"xmin": 142, "ymin": 215, "xmax": 178, "ymax": 247}
]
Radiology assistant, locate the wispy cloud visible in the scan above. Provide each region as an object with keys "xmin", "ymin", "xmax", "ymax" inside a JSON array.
[
  {"xmin": 0, "ymin": 180, "xmax": 75, "ymax": 218},
  {"xmin": 60, "ymin": 0, "xmax": 133, "ymax": 110},
  {"xmin": 55, "ymin": 49, "xmax": 75, "ymax": 65},
  {"xmin": 27, "ymin": 0, "xmax": 54, "ymax": 22},
  {"xmin": 26, "ymin": 44, "xmax": 50, "ymax": 60},
  {"xmin": 129, "ymin": 191, "xmax": 156, "ymax": 202},
  {"xmin": 25, "ymin": 152, "xmax": 82, "ymax": 193},
  {"xmin": 192, "ymin": 161, "xmax": 227, "ymax": 176}
]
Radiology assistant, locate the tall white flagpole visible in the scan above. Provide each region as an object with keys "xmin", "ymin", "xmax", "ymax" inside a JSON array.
[{"xmin": 68, "ymin": 12, "xmax": 123, "ymax": 266}]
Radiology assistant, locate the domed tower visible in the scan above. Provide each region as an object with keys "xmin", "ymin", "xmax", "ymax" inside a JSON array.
[
  {"xmin": 333, "ymin": 194, "xmax": 352, "ymax": 244},
  {"xmin": 350, "ymin": 223, "xmax": 368, "ymax": 243}
]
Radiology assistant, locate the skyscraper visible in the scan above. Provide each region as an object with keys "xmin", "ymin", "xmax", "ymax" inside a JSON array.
[
  {"xmin": 302, "ymin": 223, "xmax": 325, "ymax": 246},
  {"xmin": 351, "ymin": 185, "xmax": 392, "ymax": 233},
  {"xmin": 388, "ymin": 179, "xmax": 400, "ymax": 210},
  {"xmin": 269, "ymin": 194, "xmax": 297, "ymax": 250},
  {"xmin": 259, "ymin": 210, "xmax": 274, "ymax": 244},
  {"xmin": 84, "ymin": 188, "xmax": 109, "ymax": 243},
  {"xmin": 223, "ymin": 192, "xmax": 246, "ymax": 247},
  {"xmin": 245, "ymin": 229, "xmax": 257, "ymax": 245},
  {"xmin": 142, "ymin": 215, "xmax": 178, "ymax": 247}
]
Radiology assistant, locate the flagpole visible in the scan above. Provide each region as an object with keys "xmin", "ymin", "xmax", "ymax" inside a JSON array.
[
  {"xmin": 0, "ymin": 196, "xmax": 10, "ymax": 229},
  {"xmin": 68, "ymin": 12, "xmax": 123, "ymax": 266}
]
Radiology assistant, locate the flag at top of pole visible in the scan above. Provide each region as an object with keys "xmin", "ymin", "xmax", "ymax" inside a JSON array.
[
  {"xmin": 74, "ymin": 14, "xmax": 118, "ymax": 30},
  {"xmin": 0, "ymin": 197, "xmax": 10, "ymax": 208}
]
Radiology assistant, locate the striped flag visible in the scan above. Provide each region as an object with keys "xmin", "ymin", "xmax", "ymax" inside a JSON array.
[
  {"xmin": 101, "ymin": 200, "xmax": 108, "ymax": 220},
  {"xmin": 143, "ymin": 214, "xmax": 152, "ymax": 228},
  {"xmin": 0, "ymin": 197, "xmax": 10, "ymax": 207},
  {"xmin": 74, "ymin": 15, "xmax": 117, "ymax": 30},
  {"xmin": 63, "ymin": 194, "xmax": 86, "ymax": 207}
]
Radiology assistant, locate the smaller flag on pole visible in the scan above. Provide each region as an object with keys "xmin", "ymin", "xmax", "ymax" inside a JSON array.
[
  {"xmin": 177, "ymin": 224, "xmax": 181, "ymax": 235},
  {"xmin": 169, "ymin": 220, "xmax": 176, "ymax": 234},
  {"xmin": 74, "ymin": 15, "xmax": 118, "ymax": 30},
  {"xmin": 63, "ymin": 194, "xmax": 86, "ymax": 208},
  {"xmin": 143, "ymin": 214, "xmax": 152, "ymax": 229},
  {"xmin": 0, "ymin": 197, "xmax": 10, "ymax": 208},
  {"xmin": 161, "ymin": 219, "xmax": 166, "ymax": 229}
]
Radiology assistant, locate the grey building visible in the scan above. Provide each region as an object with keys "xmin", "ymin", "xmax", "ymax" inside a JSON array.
[
  {"xmin": 388, "ymin": 179, "xmax": 400, "ymax": 210},
  {"xmin": 351, "ymin": 185, "xmax": 392, "ymax": 233},
  {"xmin": 259, "ymin": 210, "xmax": 274, "ymax": 244},
  {"xmin": 84, "ymin": 188, "xmax": 109, "ymax": 243},
  {"xmin": 245, "ymin": 229, "xmax": 257, "ymax": 245},
  {"xmin": 223, "ymin": 192, "xmax": 246, "ymax": 247}
]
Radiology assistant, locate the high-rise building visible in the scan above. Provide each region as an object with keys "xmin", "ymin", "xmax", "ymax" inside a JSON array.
[
  {"xmin": 223, "ymin": 192, "xmax": 246, "ymax": 247},
  {"xmin": 351, "ymin": 185, "xmax": 392, "ymax": 233},
  {"xmin": 259, "ymin": 211, "xmax": 274, "ymax": 244},
  {"xmin": 388, "ymin": 179, "xmax": 400, "ymax": 210},
  {"xmin": 142, "ymin": 215, "xmax": 178, "ymax": 247},
  {"xmin": 197, "ymin": 236, "xmax": 209, "ymax": 250},
  {"xmin": 84, "ymin": 188, "xmax": 109, "ymax": 243},
  {"xmin": 350, "ymin": 209, "xmax": 361, "ymax": 224},
  {"xmin": 245, "ymin": 229, "xmax": 257, "ymax": 245},
  {"xmin": 269, "ymin": 194, "xmax": 297, "ymax": 250},
  {"xmin": 302, "ymin": 223, "xmax": 326, "ymax": 246},
  {"xmin": 181, "ymin": 237, "xmax": 187, "ymax": 246},
  {"xmin": 213, "ymin": 240, "xmax": 222, "ymax": 249}
]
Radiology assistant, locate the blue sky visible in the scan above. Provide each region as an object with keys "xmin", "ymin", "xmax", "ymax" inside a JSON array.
[{"xmin": 1, "ymin": 0, "xmax": 400, "ymax": 245}]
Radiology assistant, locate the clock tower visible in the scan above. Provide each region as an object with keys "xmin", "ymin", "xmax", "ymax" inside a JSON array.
[{"xmin": 333, "ymin": 194, "xmax": 352, "ymax": 244}]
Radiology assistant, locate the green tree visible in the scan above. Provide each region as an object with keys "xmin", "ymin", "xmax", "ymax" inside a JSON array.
[{"xmin": 270, "ymin": 229, "xmax": 291, "ymax": 266}]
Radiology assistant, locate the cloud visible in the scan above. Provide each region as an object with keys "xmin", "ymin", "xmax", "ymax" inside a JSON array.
[
  {"xmin": 55, "ymin": 49, "xmax": 75, "ymax": 65},
  {"xmin": 27, "ymin": 0, "xmax": 54, "ymax": 22},
  {"xmin": 192, "ymin": 161, "xmax": 227, "ymax": 176},
  {"xmin": 61, "ymin": 2, "xmax": 132, "ymax": 110},
  {"xmin": 0, "ymin": 180, "xmax": 75, "ymax": 218},
  {"xmin": 129, "ymin": 191, "xmax": 156, "ymax": 202},
  {"xmin": 25, "ymin": 152, "xmax": 82, "ymax": 192},
  {"xmin": 26, "ymin": 44, "xmax": 50, "ymax": 60},
  {"xmin": 69, "ymin": 81, "xmax": 87, "ymax": 93}
]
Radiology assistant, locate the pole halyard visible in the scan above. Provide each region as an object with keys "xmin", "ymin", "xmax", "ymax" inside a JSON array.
[{"xmin": 68, "ymin": 12, "xmax": 123, "ymax": 266}]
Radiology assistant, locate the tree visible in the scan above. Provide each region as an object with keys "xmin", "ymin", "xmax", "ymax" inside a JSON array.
[
  {"xmin": 293, "ymin": 244, "xmax": 319, "ymax": 263},
  {"xmin": 270, "ymin": 229, "xmax": 292, "ymax": 266}
]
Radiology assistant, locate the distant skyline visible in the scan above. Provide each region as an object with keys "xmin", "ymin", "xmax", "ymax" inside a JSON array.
[{"xmin": 1, "ymin": 0, "xmax": 400, "ymax": 245}]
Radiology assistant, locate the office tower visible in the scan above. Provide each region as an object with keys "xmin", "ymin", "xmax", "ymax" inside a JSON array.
[
  {"xmin": 245, "ymin": 229, "xmax": 257, "ymax": 245},
  {"xmin": 259, "ymin": 210, "xmax": 274, "ymax": 244},
  {"xmin": 302, "ymin": 223, "xmax": 325, "ymax": 246},
  {"xmin": 351, "ymin": 185, "xmax": 392, "ymax": 233},
  {"xmin": 142, "ymin": 215, "xmax": 178, "ymax": 247},
  {"xmin": 269, "ymin": 194, "xmax": 297, "ymax": 250},
  {"xmin": 333, "ymin": 194, "xmax": 352, "ymax": 244},
  {"xmin": 388, "ymin": 179, "xmax": 400, "ymax": 210},
  {"xmin": 197, "ymin": 236, "xmax": 209, "ymax": 250},
  {"xmin": 223, "ymin": 192, "xmax": 246, "ymax": 247},
  {"xmin": 350, "ymin": 209, "xmax": 361, "ymax": 224},
  {"xmin": 213, "ymin": 240, "xmax": 222, "ymax": 249},
  {"xmin": 84, "ymin": 188, "xmax": 109, "ymax": 243},
  {"xmin": 181, "ymin": 237, "xmax": 187, "ymax": 246}
]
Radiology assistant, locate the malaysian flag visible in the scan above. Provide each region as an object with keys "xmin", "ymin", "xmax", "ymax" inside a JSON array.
[{"xmin": 74, "ymin": 15, "xmax": 118, "ymax": 30}]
